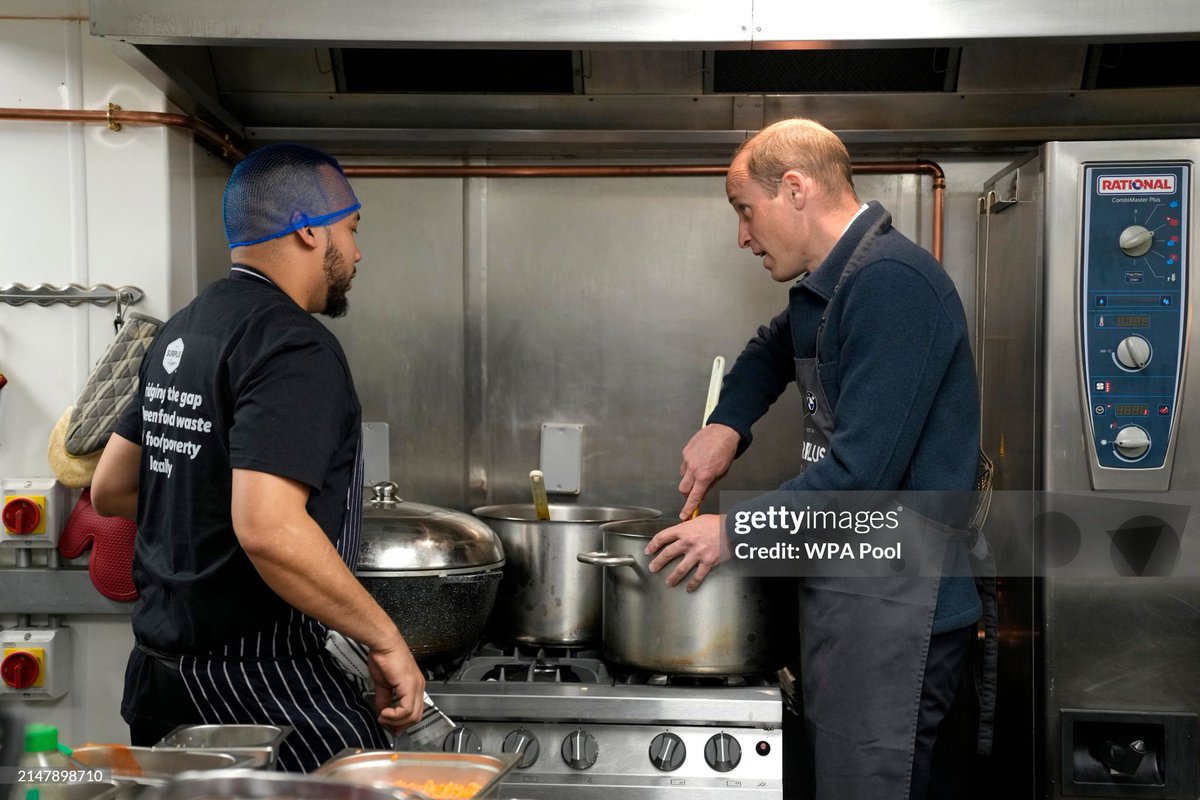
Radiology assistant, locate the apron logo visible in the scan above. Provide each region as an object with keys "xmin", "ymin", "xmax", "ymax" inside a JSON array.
[
  {"xmin": 802, "ymin": 441, "xmax": 827, "ymax": 464},
  {"xmin": 162, "ymin": 338, "xmax": 185, "ymax": 374},
  {"xmin": 805, "ymin": 391, "xmax": 817, "ymax": 413}
]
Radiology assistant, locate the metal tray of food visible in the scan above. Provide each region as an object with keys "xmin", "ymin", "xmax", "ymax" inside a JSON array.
[
  {"xmin": 71, "ymin": 746, "xmax": 254, "ymax": 786},
  {"xmin": 155, "ymin": 725, "xmax": 292, "ymax": 769},
  {"xmin": 140, "ymin": 769, "xmax": 427, "ymax": 800},
  {"xmin": 313, "ymin": 749, "xmax": 520, "ymax": 800},
  {"xmin": 31, "ymin": 781, "xmax": 123, "ymax": 800}
]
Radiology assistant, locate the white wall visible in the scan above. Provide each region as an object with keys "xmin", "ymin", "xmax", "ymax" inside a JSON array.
[{"xmin": 0, "ymin": 1, "xmax": 226, "ymax": 746}]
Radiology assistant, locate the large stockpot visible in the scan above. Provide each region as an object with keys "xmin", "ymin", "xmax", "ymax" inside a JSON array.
[
  {"xmin": 579, "ymin": 518, "xmax": 799, "ymax": 675},
  {"xmin": 357, "ymin": 482, "xmax": 505, "ymax": 664},
  {"xmin": 472, "ymin": 504, "xmax": 660, "ymax": 646}
]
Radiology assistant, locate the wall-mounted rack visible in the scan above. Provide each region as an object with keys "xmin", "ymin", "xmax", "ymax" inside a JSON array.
[{"xmin": 0, "ymin": 283, "xmax": 145, "ymax": 308}]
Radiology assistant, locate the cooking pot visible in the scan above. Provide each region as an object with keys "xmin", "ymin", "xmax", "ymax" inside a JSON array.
[
  {"xmin": 579, "ymin": 518, "xmax": 799, "ymax": 675},
  {"xmin": 357, "ymin": 482, "xmax": 505, "ymax": 664},
  {"xmin": 472, "ymin": 504, "xmax": 660, "ymax": 646}
]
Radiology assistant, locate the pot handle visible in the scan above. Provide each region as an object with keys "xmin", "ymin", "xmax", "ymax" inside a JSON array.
[{"xmin": 577, "ymin": 551, "xmax": 636, "ymax": 568}]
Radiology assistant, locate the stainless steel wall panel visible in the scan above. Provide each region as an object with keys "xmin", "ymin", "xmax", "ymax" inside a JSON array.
[
  {"xmin": 478, "ymin": 174, "xmax": 805, "ymax": 512},
  {"xmin": 323, "ymin": 161, "xmax": 999, "ymax": 516},
  {"xmin": 323, "ymin": 177, "xmax": 467, "ymax": 509}
]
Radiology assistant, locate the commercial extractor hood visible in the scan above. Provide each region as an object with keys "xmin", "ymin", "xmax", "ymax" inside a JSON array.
[{"xmin": 90, "ymin": 0, "xmax": 1200, "ymax": 157}]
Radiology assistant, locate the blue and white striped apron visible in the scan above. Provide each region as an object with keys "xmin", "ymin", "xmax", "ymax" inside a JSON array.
[{"xmin": 177, "ymin": 435, "xmax": 390, "ymax": 772}]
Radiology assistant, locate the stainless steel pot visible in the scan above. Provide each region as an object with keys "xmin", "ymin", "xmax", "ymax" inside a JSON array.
[
  {"xmin": 358, "ymin": 482, "xmax": 505, "ymax": 664},
  {"xmin": 472, "ymin": 504, "xmax": 661, "ymax": 646},
  {"xmin": 579, "ymin": 518, "xmax": 799, "ymax": 675}
]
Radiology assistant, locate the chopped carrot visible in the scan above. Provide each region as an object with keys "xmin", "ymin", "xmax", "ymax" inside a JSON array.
[{"xmin": 392, "ymin": 778, "xmax": 482, "ymax": 799}]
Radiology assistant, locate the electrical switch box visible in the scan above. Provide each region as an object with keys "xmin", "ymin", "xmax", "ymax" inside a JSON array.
[
  {"xmin": 0, "ymin": 627, "xmax": 71, "ymax": 700},
  {"xmin": 540, "ymin": 423, "xmax": 583, "ymax": 495},
  {"xmin": 1, "ymin": 478, "xmax": 69, "ymax": 548}
]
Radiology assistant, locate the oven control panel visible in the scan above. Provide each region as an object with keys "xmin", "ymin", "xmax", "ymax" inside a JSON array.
[
  {"xmin": 432, "ymin": 721, "xmax": 783, "ymax": 798},
  {"xmin": 1080, "ymin": 162, "xmax": 1189, "ymax": 489}
]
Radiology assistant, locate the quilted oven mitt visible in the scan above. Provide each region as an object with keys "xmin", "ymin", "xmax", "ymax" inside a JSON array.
[
  {"xmin": 65, "ymin": 311, "xmax": 162, "ymax": 457},
  {"xmin": 57, "ymin": 488, "xmax": 138, "ymax": 602},
  {"xmin": 48, "ymin": 405, "xmax": 103, "ymax": 488}
]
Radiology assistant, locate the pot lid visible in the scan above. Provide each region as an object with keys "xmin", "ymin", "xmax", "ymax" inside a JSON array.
[{"xmin": 357, "ymin": 482, "xmax": 504, "ymax": 572}]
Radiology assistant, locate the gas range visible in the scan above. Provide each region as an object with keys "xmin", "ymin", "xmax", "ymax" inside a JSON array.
[{"xmin": 420, "ymin": 644, "xmax": 784, "ymax": 800}]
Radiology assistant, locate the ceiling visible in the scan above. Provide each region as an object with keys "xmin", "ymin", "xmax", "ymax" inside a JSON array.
[{"xmin": 90, "ymin": 0, "xmax": 1200, "ymax": 158}]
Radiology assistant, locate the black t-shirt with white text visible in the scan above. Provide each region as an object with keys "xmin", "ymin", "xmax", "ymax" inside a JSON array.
[{"xmin": 114, "ymin": 266, "xmax": 361, "ymax": 656}]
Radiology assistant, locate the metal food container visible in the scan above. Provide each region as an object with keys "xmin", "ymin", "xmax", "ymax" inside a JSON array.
[
  {"xmin": 155, "ymin": 725, "xmax": 292, "ymax": 769},
  {"xmin": 314, "ymin": 749, "xmax": 520, "ymax": 800},
  {"xmin": 70, "ymin": 746, "xmax": 251, "ymax": 787},
  {"xmin": 140, "ymin": 769, "xmax": 425, "ymax": 800},
  {"xmin": 43, "ymin": 781, "xmax": 122, "ymax": 800}
]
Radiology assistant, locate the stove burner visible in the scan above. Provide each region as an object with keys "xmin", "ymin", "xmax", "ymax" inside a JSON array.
[
  {"xmin": 452, "ymin": 642, "xmax": 611, "ymax": 684},
  {"xmin": 618, "ymin": 670, "xmax": 775, "ymax": 688}
]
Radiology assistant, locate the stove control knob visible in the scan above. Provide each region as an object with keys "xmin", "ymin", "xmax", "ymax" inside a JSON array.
[
  {"xmin": 649, "ymin": 732, "xmax": 686, "ymax": 772},
  {"xmin": 704, "ymin": 732, "xmax": 742, "ymax": 773},
  {"xmin": 503, "ymin": 729, "xmax": 541, "ymax": 768},
  {"xmin": 560, "ymin": 730, "xmax": 599, "ymax": 770},
  {"xmin": 442, "ymin": 726, "xmax": 482, "ymax": 754}
]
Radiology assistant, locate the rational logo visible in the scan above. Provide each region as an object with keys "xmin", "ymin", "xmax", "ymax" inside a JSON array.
[{"xmin": 1097, "ymin": 175, "xmax": 1176, "ymax": 195}]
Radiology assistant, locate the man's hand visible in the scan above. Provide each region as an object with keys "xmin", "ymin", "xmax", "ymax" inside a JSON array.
[
  {"xmin": 368, "ymin": 638, "xmax": 426, "ymax": 731},
  {"xmin": 645, "ymin": 514, "xmax": 728, "ymax": 592},
  {"xmin": 678, "ymin": 424, "xmax": 740, "ymax": 519}
]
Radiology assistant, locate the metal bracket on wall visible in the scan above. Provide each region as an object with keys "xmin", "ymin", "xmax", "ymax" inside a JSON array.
[
  {"xmin": 0, "ymin": 283, "xmax": 145, "ymax": 308},
  {"xmin": 0, "ymin": 569, "xmax": 132, "ymax": 615}
]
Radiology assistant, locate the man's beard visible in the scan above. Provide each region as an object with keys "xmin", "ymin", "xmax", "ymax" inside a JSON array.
[{"xmin": 320, "ymin": 237, "xmax": 354, "ymax": 318}]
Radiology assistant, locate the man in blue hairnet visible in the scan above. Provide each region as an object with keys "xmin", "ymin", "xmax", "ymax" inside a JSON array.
[{"xmin": 92, "ymin": 143, "xmax": 425, "ymax": 772}]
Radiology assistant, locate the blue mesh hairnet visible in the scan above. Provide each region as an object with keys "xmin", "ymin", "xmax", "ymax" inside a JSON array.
[{"xmin": 223, "ymin": 143, "xmax": 360, "ymax": 248}]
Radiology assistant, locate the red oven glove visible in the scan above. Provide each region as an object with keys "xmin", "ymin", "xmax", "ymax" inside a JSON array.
[{"xmin": 57, "ymin": 489, "xmax": 139, "ymax": 602}]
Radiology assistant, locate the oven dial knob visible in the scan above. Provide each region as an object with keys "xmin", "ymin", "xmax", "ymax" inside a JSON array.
[
  {"xmin": 1114, "ymin": 336, "xmax": 1152, "ymax": 371},
  {"xmin": 704, "ymin": 732, "xmax": 742, "ymax": 772},
  {"xmin": 649, "ymin": 732, "xmax": 686, "ymax": 771},
  {"xmin": 442, "ymin": 726, "xmax": 482, "ymax": 754},
  {"xmin": 1119, "ymin": 225, "xmax": 1154, "ymax": 257},
  {"xmin": 560, "ymin": 730, "xmax": 599, "ymax": 770},
  {"xmin": 1114, "ymin": 425, "xmax": 1151, "ymax": 461},
  {"xmin": 503, "ymin": 729, "xmax": 540, "ymax": 768}
]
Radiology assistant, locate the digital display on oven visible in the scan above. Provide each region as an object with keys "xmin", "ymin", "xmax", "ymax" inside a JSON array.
[
  {"xmin": 1115, "ymin": 315, "xmax": 1150, "ymax": 328},
  {"xmin": 1115, "ymin": 403, "xmax": 1149, "ymax": 416}
]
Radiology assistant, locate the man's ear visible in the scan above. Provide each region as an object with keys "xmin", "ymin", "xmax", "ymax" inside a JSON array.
[
  {"xmin": 294, "ymin": 225, "xmax": 321, "ymax": 250},
  {"xmin": 781, "ymin": 170, "xmax": 808, "ymax": 209}
]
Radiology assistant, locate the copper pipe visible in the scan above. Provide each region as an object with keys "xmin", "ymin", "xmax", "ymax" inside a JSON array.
[
  {"xmin": 0, "ymin": 105, "xmax": 944, "ymax": 259},
  {"xmin": 0, "ymin": 106, "xmax": 245, "ymax": 160}
]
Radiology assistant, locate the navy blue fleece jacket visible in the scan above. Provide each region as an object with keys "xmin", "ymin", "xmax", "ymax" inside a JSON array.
[{"xmin": 709, "ymin": 202, "xmax": 982, "ymax": 632}]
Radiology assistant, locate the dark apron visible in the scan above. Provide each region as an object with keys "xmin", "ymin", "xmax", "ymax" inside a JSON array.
[{"xmin": 790, "ymin": 213, "xmax": 995, "ymax": 800}]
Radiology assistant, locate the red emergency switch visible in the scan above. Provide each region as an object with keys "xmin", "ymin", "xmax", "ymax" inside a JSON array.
[
  {"xmin": 2, "ymin": 498, "xmax": 41, "ymax": 534},
  {"xmin": 1, "ymin": 650, "xmax": 41, "ymax": 689}
]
